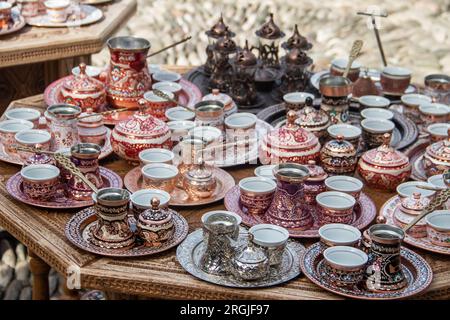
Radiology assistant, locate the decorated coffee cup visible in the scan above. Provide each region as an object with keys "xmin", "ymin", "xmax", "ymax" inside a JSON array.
[
  {"xmin": 283, "ymin": 92, "xmax": 315, "ymax": 111},
  {"xmin": 419, "ymin": 103, "xmax": 450, "ymax": 127},
  {"xmin": 316, "ymin": 191, "xmax": 356, "ymax": 225},
  {"xmin": 239, "ymin": 177, "xmax": 277, "ymax": 215},
  {"xmin": 323, "ymin": 246, "xmax": 368, "ymax": 287},
  {"xmin": 143, "ymin": 90, "xmax": 176, "ymax": 121},
  {"xmin": 165, "ymin": 106, "xmax": 195, "ymax": 122},
  {"xmin": 361, "ymin": 118, "xmax": 395, "ymax": 149},
  {"xmin": 0, "ymin": 119, "xmax": 34, "ymax": 153},
  {"xmin": 324, "ymin": 175, "xmax": 363, "ymax": 200},
  {"xmin": 330, "ymin": 58, "xmax": 361, "ymax": 82},
  {"xmin": 425, "ymin": 210, "xmax": 450, "ymax": 247},
  {"xmin": 327, "ymin": 124, "xmax": 361, "ymax": 149},
  {"xmin": 427, "ymin": 123, "xmax": 450, "ymax": 143},
  {"xmin": 152, "ymin": 81, "xmax": 183, "ymax": 100},
  {"xmin": 396, "ymin": 181, "xmax": 436, "ymax": 200},
  {"xmin": 5, "ymin": 108, "xmax": 41, "ymax": 128},
  {"xmin": 358, "ymin": 95, "xmax": 390, "ymax": 109},
  {"xmin": 14, "ymin": 129, "xmax": 51, "ymax": 160},
  {"xmin": 20, "ymin": 164, "xmax": 60, "ymax": 200},
  {"xmin": 380, "ymin": 66, "xmax": 412, "ymax": 95},
  {"xmin": 142, "ymin": 163, "xmax": 179, "ymax": 193},
  {"xmin": 139, "ymin": 148, "xmax": 175, "ymax": 166},
  {"xmin": 249, "ymin": 224, "xmax": 289, "ymax": 266},
  {"xmin": 224, "ymin": 112, "xmax": 257, "ymax": 143},
  {"xmin": 361, "ymin": 108, "xmax": 394, "ymax": 121},
  {"xmin": 400, "ymin": 93, "xmax": 432, "ymax": 122},
  {"xmin": 153, "ymin": 70, "xmax": 181, "ymax": 83},
  {"xmin": 319, "ymin": 223, "xmax": 361, "ymax": 249},
  {"xmin": 44, "ymin": 0, "xmax": 70, "ymax": 23},
  {"xmin": 130, "ymin": 189, "xmax": 171, "ymax": 219}
]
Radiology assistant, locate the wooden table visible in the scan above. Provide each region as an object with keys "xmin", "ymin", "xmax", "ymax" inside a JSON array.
[
  {"xmin": 0, "ymin": 73, "xmax": 449, "ymax": 300},
  {"xmin": 0, "ymin": 0, "xmax": 137, "ymax": 111}
]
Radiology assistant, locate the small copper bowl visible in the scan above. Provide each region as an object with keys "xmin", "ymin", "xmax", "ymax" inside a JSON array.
[
  {"xmin": 20, "ymin": 164, "xmax": 60, "ymax": 200},
  {"xmin": 319, "ymin": 76, "xmax": 352, "ymax": 97},
  {"xmin": 239, "ymin": 177, "xmax": 277, "ymax": 215}
]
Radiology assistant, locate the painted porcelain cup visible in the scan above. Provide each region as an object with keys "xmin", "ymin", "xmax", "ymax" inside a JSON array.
[
  {"xmin": 400, "ymin": 93, "xmax": 432, "ymax": 122},
  {"xmin": 419, "ymin": 103, "xmax": 450, "ymax": 127},
  {"xmin": 239, "ymin": 177, "xmax": 277, "ymax": 215},
  {"xmin": 141, "ymin": 163, "xmax": 179, "ymax": 193},
  {"xmin": 194, "ymin": 100, "xmax": 225, "ymax": 130},
  {"xmin": 5, "ymin": 108, "xmax": 41, "ymax": 128},
  {"xmin": 152, "ymin": 70, "xmax": 181, "ymax": 83},
  {"xmin": 283, "ymin": 92, "xmax": 315, "ymax": 111},
  {"xmin": 396, "ymin": 181, "xmax": 436, "ymax": 200},
  {"xmin": 20, "ymin": 164, "xmax": 60, "ymax": 200},
  {"xmin": 0, "ymin": 119, "xmax": 34, "ymax": 154},
  {"xmin": 324, "ymin": 175, "xmax": 363, "ymax": 200},
  {"xmin": 139, "ymin": 148, "xmax": 175, "ymax": 166},
  {"xmin": 44, "ymin": 0, "xmax": 70, "ymax": 23},
  {"xmin": 249, "ymin": 224, "xmax": 289, "ymax": 266},
  {"xmin": 0, "ymin": 2, "xmax": 12, "ymax": 28},
  {"xmin": 323, "ymin": 246, "xmax": 368, "ymax": 288},
  {"xmin": 143, "ymin": 90, "xmax": 176, "ymax": 121},
  {"xmin": 330, "ymin": 58, "xmax": 361, "ymax": 82},
  {"xmin": 152, "ymin": 81, "xmax": 183, "ymax": 100},
  {"xmin": 14, "ymin": 129, "xmax": 51, "ymax": 160},
  {"xmin": 327, "ymin": 124, "xmax": 361, "ymax": 149},
  {"xmin": 130, "ymin": 189, "xmax": 170, "ymax": 219},
  {"xmin": 316, "ymin": 191, "xmax": 356, "ymax": 225},
  {"xmin": 361, "ymin": 118, "xmax": 395, "ymax": 149},
  {"xmin": 427, "ymin": 123, "xmax": 450, "ymax": 143},
  {"xmin": 425, "ymin": 210, "xmax": 450, "ymax": 247},
  {"xmin": 358, "ymin": 95, "xmax": 390, "ymax": 109},
  {"xmin": 254, "ymin": 164, "xmax": 276, "ymax": 181},
  {"xmin": 319, "ymin": 223, "xmax": 361, "ymax": 248},
  {"xmin": 361, "ymin": 108, "xmax": 394, "ymax": 121},
  {"xmin": 165, "ymin": 106, "xmax": 195, "ymax": 122},
  {"xmin": 224, "ymin": 112, "xmax": 257, "ymax": 143},
  {"xmin": 380, "ymin": 66, "xmax": 412, "ymax": 95}
]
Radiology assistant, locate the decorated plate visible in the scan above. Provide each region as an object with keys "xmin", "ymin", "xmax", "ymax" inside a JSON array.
[
  {"xmin": 26, "ymin": 5, "xmax": 103, "ymax": 28},
  {"xmin": 224, "ymin": 185, "xmax": 376, "ymax": 238}
]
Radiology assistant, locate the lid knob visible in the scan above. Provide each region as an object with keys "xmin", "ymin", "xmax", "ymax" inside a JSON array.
[
  {"xmin": 286, "ymin": 110, "xmax": 298, "ymax": 127},
  {"xmin": 305, "ymin": 96, "xmax": 313, "ymax": 107},
  {"xmin": 150, "ymin": 197, "xmax": 160, "ymax": 210},
  {"xmin": 79, "ymin": 63, "xmax": 86, "ymax": 75},
  {"xmin": 412, "ymin": 192, "xmax": 421, "ymax": 200},
  {"xmin": 138, "ymin": 98, "xmax": 147, "ymax": 114},
  {"xmin": 336, "ymin": 135, "xmax": 344, "ymax": 142},
  {"xmin": 212, "ymin": 88, "xmax": 220, "ymax": 95},
  {"xmin": 382, "ymin": 132, "xmax": 391, "ymax": 146}
]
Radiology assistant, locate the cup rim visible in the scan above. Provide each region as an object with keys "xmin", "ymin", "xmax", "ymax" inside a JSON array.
[
  {"xmin": 0, "ymin": 119, "xmax": 34, "ymax": 133},
  {"xmin": 283, "ymin": 92, "xmax": 314, "ymax": 104},
  {"xmin": 361, "ymin": 118, "xmax": 395, "ymax": 133},
  {"xmin": 144, "ymin": 90, "xmax": 174, "ymax": 102},
  {"xmin": 324, "ymin": 176, "xmax": 363, "ymax": 193},
  {"xmin": 396, "ymin": 181, "xmax": 436, "ymax": 198},
  {"xmin": 44, "ymin": 0, "xmax": 70, "ymax": 8},
  {"xmin": 361, "ymin": 108, "xmax": 394, "ymax": 120},
  {"xmin": 0, "ymin": 2, "xmax": 12, "ymax": 9},
  {"xmin": 141, "ymin": 163, "xmax": 179, "ymax": 179},
  {"xmin": 319, "ymin": 223, "xmax": 362, "ymax": 245},
  {"xmin": 400, "ymin": 93, "xmax": 432, "ymax": 106},
  {"xmin": 425, "ymin": 210, "xmax": 450, "ymax": 231},
  {"xmin": 382, "ymin": 66, "xmax": 411, "ymax": 77},
  {"xmin": 316, "ymin": 191, "xmax": 356, "ymax": 210},
  {"xmin": 167, "ymin": 120, "xmax": 195, "ymax": 131},
  {"xmin": 201, "ymin": 210, "xmax": 242, "ymax": 225},
  {"xmin": 224, "ymin": 112, "xmax": 257, "ymax": 129},
  {"xmin": 323, "ymin": 246, "xmax": 368, "ymax": 268},
  {"xmin": 327, "ymin": 124, "xmax": 361, "ymax": 139},
  {"xmin": 419, "ymin": 103, "xmax": 450, "ymax": 116},
  {"xmin": 427, "ymin": 123, "xmax": 450, "ymax": 136},
  {"xmin": 139, "ymin": 148, "xmax": 175, "ymax": 164},
  {"xmin": 331, "ymin": 58, "xmax": 362, "ymax": 70},
  {"xmin": 359, "ymin": 95, "xmax": 390, "ymax": 108},
  {"xmin": 188, "ymin": 126, "xmax": 222, "ymax": 141},
  {"xmin": 165, "ymin": 106, "xmax": 195, "ymax": 121},
  {"xmin": 5, "ymin": 108, "xmax": 41, "ymax": 121},
  {"xmin": 152, "ymin": 81, "xmax": 183, "ymax": 92},
  {"xmin": 153, "ymin": 70, "xmax": 182, "ymax": 82},
  {"xmin": 238, "ymin": 176, "xmax": 277, "ymax": 193},
  {"xmin": 254, "ymin": 165, "xmax": 276, "ymax": 180},
  {"xmin": 130, "ymin": 188, "xmax": 171, "ymax": 207},
  {"xmin": 427, "ymin": 174, "xmax": 446, "ymax": 190},
  {"xmin": 249, "ymin": 224, "xmax": 289, "ymax": 247},
  {"xmin": 20, "ymin": 164, "xmax": 60, "ymax": 181},
  {"xmin": 15, "ymin": 129, "xmax": 51, "ymax": 144}
]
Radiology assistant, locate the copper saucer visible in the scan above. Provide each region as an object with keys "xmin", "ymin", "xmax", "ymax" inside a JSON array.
[
  {"xmin": 6, "ymin": 167, "xmax": 122, "ymax": 209},
  {"xmin": 300, "ymin": 242, "xmax": 433, "ymax": 300},
  {"xmin": 0, "ymin": 128, "xmax": 113, "ymax": 166},
  {"xmin": 65, "ymin": 207, "xmax": 189, "ymax": 257},
  {"xmin": 380, "ymin": 195, "xmax": 450, "ymax": 255},
  {"xmin": 224, "ymin": 185, "xmax": 376, "ymax": 238},
  {"xmin": 44, "ymin": 77, "xmax": 202, "ymax": 126},
  {"xmin": 124, "ymin": 166, "xmax": 235, "ymax": 207}
]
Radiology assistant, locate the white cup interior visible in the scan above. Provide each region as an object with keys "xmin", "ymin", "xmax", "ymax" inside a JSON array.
[
  {"xmin": 72, "ymin": 65, "xmax": 102, "ymax": 77},
  {"xmin": 401, "ymin": 94, "xmax": 432, "ymax": 106},
  {"xmin": 316, "ymin": 191, "xmax": 356, "ymax": 210},
  {"xmin": 361, "ymin": 119, "xmax": 395, "ymax": 133},
  {"xmin": 426, "ymin": 210, "xmax": 450, "ymax": 231},
  {"xmin": 167, "ymin": 120, "xmax": 195, "ymax": 131},
  {"xmin": 249, "ymin": 224, "xmax": 289, "ymax": 247},
  {"xmin": 239, "ymin": 177, "xmax": 276, "ymax": 193},
  {"xmin": 331, "ymin": 58, "xmax": 361, "ymax": 70},
  {"xmin": 319, "ymin": 224, "xmax": 361, "ymax": 244},
  {"xmin": 325, "ymin": 176, "xmax": 363, "ymax": 193},
  {"xmin": 383, "ymin": 66, "xmax": 411, "ymax": 77},
  {"xmin": 283, "ymin": 92, "xmax": 314, "ymax": 104},
  {"xmin": 0, "ymin": 2, "xmax": 12, "ymax": 9},
  {"xmin": 153, "ymin": 71, "xmax": 181, "ymax": 82},
  {"xmin": 419, "ymin": 103, "xmax": 450, "ymax": 116},
  {"xmin": 165, "ymin": 107, "xmax": 195, "ymax": 121},
  {"xmin": 254, "ymin": 165, "xmax": 276, "ymax": 180},
  {"xmin": 0, "ymin": 120, "xmax": 34, "ymax": 133},
  {"xmin": 359, "ymin": 95, "xmax": 390, "ymax": 108},
  {"xmin": 21, "ymin": 164, "xmax": 60, "ymax": 181},
  {"xmin": 139, "ymin": 148, "xmax": 174, "ymax": 164},
  {"xmin": 427, "ymin": 123, "xmax": 450, "ymax": 136},
  {"xmin": 45, "ymin": 0, "xmax": 70, "ymax": 8},
  {"xmin": 152, "ymin": 81, "xmax": 182, "ymax": 93},
  {"xmin": 396, "ymin": 181, "xmax": 436, "ymax": 198},
  {"xmin": 131, "ymin": 189, "xmax": 170, "ymax": 208},
  {"xmin": 189, "ymin": 126, "xmax": 222, "ymax": 142},
  {"xmin": 142, "ymin": 163, "xmax": 179, "ymax": 179},
  {"xmin": 361, "ymin": 108, "xmax": 393, "ymax": 120},
  {"xmin": 427, "ymin": 175, "xmax": 447, "ymax": 190},
  {"xmin": 327, "ymin": 124, "xmax": 361, "ymax": 140},
  {"xmin": 15, "ymin": 129, "xmax": 51, "ymax": 144},
  {"xmin": 324, "ymin": 246, "xmax": 368, "ymax": 268},
  {"xmin": 6, "ymin": 108, "xmax": 41, "ymax": 122}
]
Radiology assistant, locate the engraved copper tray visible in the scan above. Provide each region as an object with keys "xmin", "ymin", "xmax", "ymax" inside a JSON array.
[
  {"xmin": 44, "ymin": 77, "xmax": 202, "ymax": 126},
  {"xmin": 257, "ymin": 103, "xmax": 418, "ymax": 151},
  {"xmin": 224, "ymin": 185, "xmax": 376, "ymax": 239},
  {"xmin": 176, "ymin": 228, "xmax": 305, "ymax": 288},
  {"xmin": 0, "ymin": 127, "xmax": 113, "ymax": 166},
  {"xmin": 300, "ymin": 242, "xmax": 433, "ymax": 300},
  {"xmin": 6, "ymin": 167, "xmax": 122, "ymax": 209},
  {"xmin": 65, "ymin": 207, "xmax": 189, "ymax": 257},
  {"xmin": 380, "ymin": 195, "xmax": 450, "ymax": 255},
  {"xmin": 124, "ymin": 166, "xmax": 235, "ymax": 207}
]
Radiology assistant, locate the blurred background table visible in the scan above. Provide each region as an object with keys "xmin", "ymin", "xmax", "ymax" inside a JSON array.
[{"xmin": 0, "ymin": 0, "xmax": 137, "ymax": 112}]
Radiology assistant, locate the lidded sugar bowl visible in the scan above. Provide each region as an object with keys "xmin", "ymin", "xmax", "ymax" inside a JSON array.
[
  {"xmin": 393, "ymin": 192, "xmax": 429, "ymax": 238},
  {"xmin": 110, "ymin": 100, "xmax": 172, "ymax": 162},
  {"xmin": 296, "ymin": 97, "xmax": 331, "ymax": 141},
  {"xmin": 202, "ymin": 89, "xmax": 237, "ymax": 117},
  {"xmin": 259, "ymin": 110, "xmax": 321, "ymax": 164},
  {"xmin": 303, "ymin": 160, "xmax": 328, "ymax": 205},
  {"xmin": 182, "ymin": 158, "xmax": 217, "ymax": 200},
  {"xmin": 60, "ymin": 63, "xmax": 106, "ymax": 111},
  {"xmin": 137, "ymin": 197, "xmax": 175, "ymax": 246},
  {"xmin": 320, "ymin": 135, "xmax": 357, "ymax": 175},
  {"xmin": 358, "ymin": 133, "xmax": 411, "ymax": 191},
  {"xmin": 422, "ymin": 128, "xmax": 450, "ymax": 177}
]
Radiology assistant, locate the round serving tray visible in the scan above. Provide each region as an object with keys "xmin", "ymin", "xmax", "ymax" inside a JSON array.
[
  {"xmin": 124, "ymin": 166, "xmax": 235, "ymax": 207},
  {"xmin": 26, "ymin": 4, "xmax": 103, "ymax": 28},
  {"xmin": 300, "ymin": 242, "xmax": 433, "ymax": 300},
  {"xmin": 224, "ymin": 185, "xmax": 376, "ymax": 239},
  {"xmin": 65, "ymin": 207, "xmax": 188, "ymax": 257},
  {"xmin": 256, "ymin": 103, "xmax": 418, "ymax": 151},
  {"xmin": 0, "ymin": 8, "xmax": 25, "ymax": 37},
  {"xmin": 380, "ymin": 195, "xmax": 450, "ymax": 255},
  {"xmin": 6, "ymin": 166, "xmax": 122, "ymax": 209},
  {"xmin": 176, "ymin": 228, "xmax": 305, "ymax": 288}
]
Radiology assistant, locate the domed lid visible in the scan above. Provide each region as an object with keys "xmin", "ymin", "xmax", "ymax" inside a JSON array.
[
  {"xmin": 214, "ymin": 29, "xmax": 237, "ymax": 53},
  {"xmin": 255, "ymin": 13, "xmax": 285, "ymax": 40},
  {"xmin": 282, "ymin": 24, "xmax": 312, "ymax": 51},
  {"xmin": 235, "ymin": 40, "xmax": 257, "ymax": 67},
  {"xmin": 113, "ymin": 100, "xmax": 170, "ymax": 138},
  {"xmin": 264, "ymin": 110, "xmax": 319, "ymax": 150},
  {"xmin": 186, "ymin": 158, "xmax": 214, "ymax": 182},
  {"xmin": 285, "ymin": 48, "xmax": 312, "ymax": 66},
  {"xmin": 63, "ymin": 63, "xmax": 105, "ymax": 94},
  {"xmin": 296, "ymin": 97, "xmax": 330, "ymax": 129},
  {"xmin": 202, "ymin": 89, "xmax": 232, "ymax": 107},
  {"xmin": 139, "ymin": 197, "xmax": 172, "ymax": 224},
  {"xmin": 323, "ymin": 135, "xmax": 356, "ymax": 155},
  {"xmin": 400, "ymin": 192, "xmax": 430, "ymax": 214},
  {"xmin": 361, "ymin": 133, "xmax": 410, "ymax": 168},
  {"xmin": 305, "ymin": 160, "xmax": 328, "ymax": 182},
  {"xmin": 234, "ymin": 234, "xmax": 268, "ymax": 265},
  {"xmin": 425, "ymin": 128, "xmax": 450, "ymax": 162},
  {"xmin": 205, "ymin": 14, "xmax": 235, "ymax": 38}
]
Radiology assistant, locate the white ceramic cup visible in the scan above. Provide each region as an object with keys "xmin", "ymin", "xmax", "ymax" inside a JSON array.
[
  {"xmin": 167, "ymin": 120, "xmax": 195, "ymax": 143},
  {"xmin": 323, "ymin": 246, "xmax": 368, "ymax": 271},
  {"xmin": 319, "ymin": 223, "xmax": 362, "ymax": 247},
  {"xmin": 361, "ymin": 108, "xmax": 394, "ymax": 121},
  {"xmin": 201, "ymin": 210, "xmax": 242, "ymax": 226},
  {"xmin": 427, "ymin": 123, "xmax": 450, "ymax": 142},
  {"xmin": 44, "ymin": 0, "xmax": 70, "ymax": 23},
  {"xmin": 5, "ymin": 108, "xmax": 41, "ymax": 127},
  {"xmin": 396, "ymin": 181, "xmax": 436, "ymax": 199},
  {"xmin": 401, "ymin": 93, "xmax": 432, "ymax": 108},
  {"xmin": 249, "ymin": 224, "xmax": 289, "ymax": 266},
  {"xmin": 165, "ymin": 106, "xmax": 195, "ymax": 121},
  {"xmin": 324, "ymin": 176, "xmax": 363, "ymax": 200},
  {"xmin": 359, "ymin": 95, "xmax": 390, "ymax": 109},
  {"xmin": 224, "ymin": 112, "xmax": 257, "ymax": 130},
  {"xmin": 361, "ymin": 118, "xmax": 395, "ymax": 134},
  {"xmin": 254, "ymin": 164, "xmax": 276, "ymax": 181},
  {"xmin": 316, "ymin": 191, "xmax": 356, "ymax": 225},
  {"xmin": 153, "ymin": 70, "xmax": 182, "ymax": 83},
  {"xmin": 138, "ymin": 148, "xmax": 175, "ymax": 166},
  {"xmin": 425, "ymin": 210, "xmax": 450, "ymax": 247},
  {"xmin": 141, "ymin": 163, "xmax": 179, "ymax": 193},
  {"xmin": 72, "ymin": 65, "xmax": 102, "ymax": 78},
  {"xmin": 15, "ymin": 129, "xmax": 51, "ymax": 149}
]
